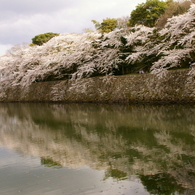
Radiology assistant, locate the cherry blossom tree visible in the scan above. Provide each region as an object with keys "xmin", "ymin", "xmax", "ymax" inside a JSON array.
[{"xmin": 0, "ymin": 4, "xmax": 195, "ymax": 94}]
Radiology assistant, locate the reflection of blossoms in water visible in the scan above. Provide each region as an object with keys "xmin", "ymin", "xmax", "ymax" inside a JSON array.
[
  {"xmin": 0, "ymin": 103, "xmax": 195, "ymax": 193},
  {"xmin": 131, "ymin": 129, "xmax": 195, "ymax": 190}
]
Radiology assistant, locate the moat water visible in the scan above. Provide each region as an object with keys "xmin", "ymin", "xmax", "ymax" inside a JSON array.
[{"xmin": 0, "ymin": 103, "xmax": 195, "ymax": 195}]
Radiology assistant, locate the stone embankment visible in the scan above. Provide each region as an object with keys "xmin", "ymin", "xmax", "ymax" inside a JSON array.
[{"xmin": 1, "ymin": 69, "xmax": 195, "ymax": 103}]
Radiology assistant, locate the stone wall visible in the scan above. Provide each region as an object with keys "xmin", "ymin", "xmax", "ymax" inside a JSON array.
[{"xmin": 1, "ymin": 69, "xmax": 195, "ymax": 103}]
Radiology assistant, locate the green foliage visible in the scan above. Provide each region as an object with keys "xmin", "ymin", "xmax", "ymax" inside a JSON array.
[
  {"xmin": 129, "ymin": 0, "xmax": 167, "ymax": 27},
  {"xmin": 91, "ymin": 20, "xmax": 101, "ymax": 30},
  {"xmin": 29, "ymin": 43, "xmax": 36, "ymax": 47},
  {"xmin": 32, "ymin": 32, "xmax": 59, "ymax": 46},
  {"xmin": 92, "ymin": 18, "xmax": 118, "ymax": 33},
  {"xmin": 101, "ymin": 18, "xmax": 118, "ymax": 33}
]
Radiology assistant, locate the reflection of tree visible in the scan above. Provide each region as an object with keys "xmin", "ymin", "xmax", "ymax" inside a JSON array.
[
  {"xmin": 104, "ymin": 167, "xmax": 127, "ymax": 181},
  {"xmin": 130, "ymin": 129, "xmax": 195, "ymax": 190},
  {"xmin": 140, "ymin": 173, "xmax": 185, "ymax": 195},
  {"xmin": 0, "ymin": 103, "xmax": 195, "ymax": 193},
  {"xmin": 41, "ymin": 157, "xmax": 62, "ymax": 168}
]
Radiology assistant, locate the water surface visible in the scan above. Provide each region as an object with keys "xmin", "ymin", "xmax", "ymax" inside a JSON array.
[{"xmin": 0, "ymin": 103, "xmax": 195, "ymax": 195}]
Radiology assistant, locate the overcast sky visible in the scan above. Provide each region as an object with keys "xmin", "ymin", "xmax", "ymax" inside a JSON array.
[{"xmin": 0, "ymin": 0, "xmax": 145, "ymax": 55}]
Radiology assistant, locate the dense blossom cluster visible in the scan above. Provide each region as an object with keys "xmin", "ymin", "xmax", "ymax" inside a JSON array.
[{"xmin": 0, "ymin": 5, "xmax": 195, "ymax": 89}]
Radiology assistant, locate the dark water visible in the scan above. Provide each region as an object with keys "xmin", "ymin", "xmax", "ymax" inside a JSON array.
[{"xmin": 0, "ymin": 103, "xmax": 195, "ymax": 195}]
